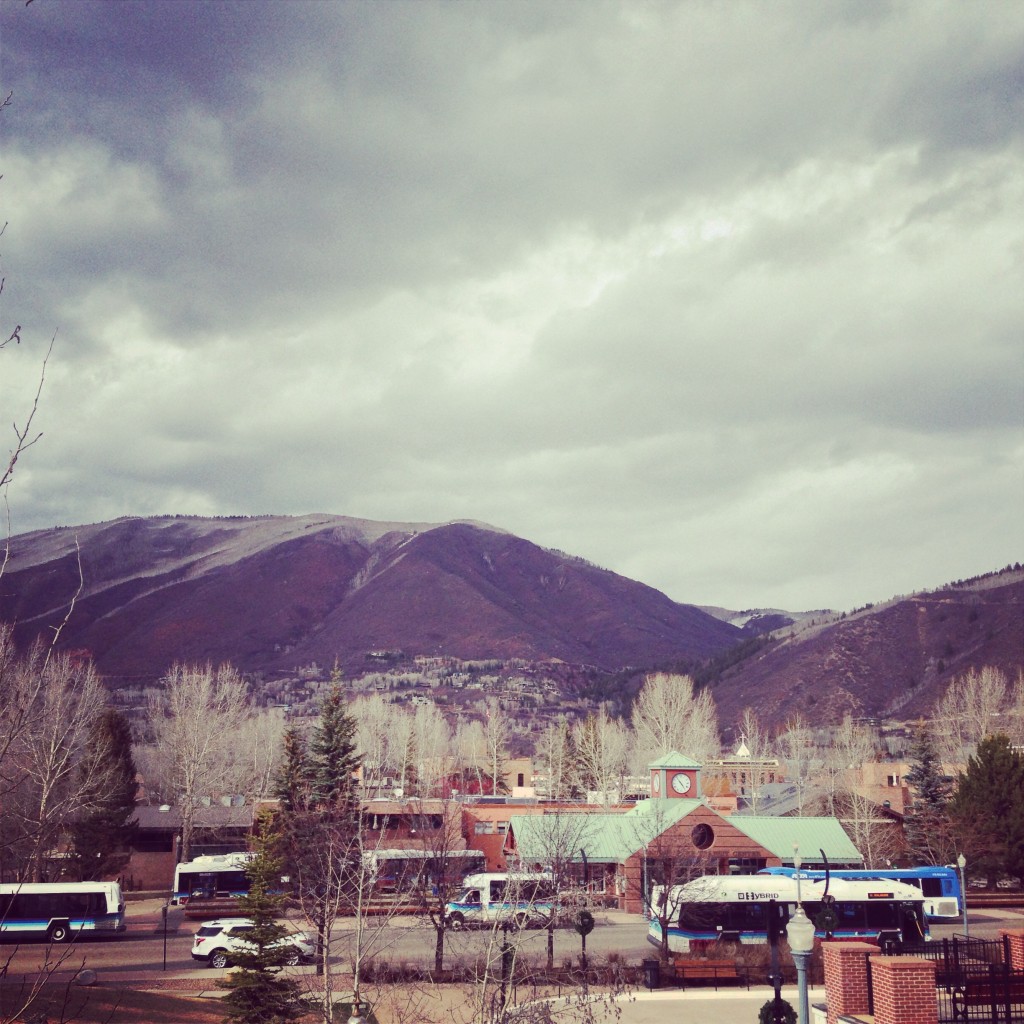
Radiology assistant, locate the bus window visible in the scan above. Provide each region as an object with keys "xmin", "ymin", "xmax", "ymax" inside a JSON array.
[{"xmin": 865, "ymin": 901, "xmax": 899, "ymax": 929}]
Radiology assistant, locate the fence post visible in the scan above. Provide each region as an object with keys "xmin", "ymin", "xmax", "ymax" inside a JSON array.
[
  {"xmin": 869, "ymin": 956, "xmax": 938, "ymax": 1024},
  {"xmin": 823, "ymin": 941, "xmax": 876, "ymax": 1024},
  {"xmin": 1001, "ymin": 930, "xmax": 1024, "ymax": 972}
]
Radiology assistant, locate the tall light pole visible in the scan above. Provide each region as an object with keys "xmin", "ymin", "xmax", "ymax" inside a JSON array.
[
  {"xmin": 957, "ymin": 852, "xmax": 968, "ymax": 939},
  {"xmin": 789, "ymin": 844, "xmax": 816, "ymax": 1024}
]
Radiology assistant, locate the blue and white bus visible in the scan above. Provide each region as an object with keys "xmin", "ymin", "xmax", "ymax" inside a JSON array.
[
  {"xmin": 444, "ymin": 871, "xmax": 557, "ymax": 930},
  {"xmin": 0, "ymin": 882, "xmax": 125, "ymax": 943},
  {"xmin": 758, "ymin": 865, "xmax": 962, "ymax": 920},
  {"xmin": 649, "ymin": 874, "xmax": 928, "ymax": 953},
  {"xmin": 172, "ymin": 852, "xmax": 252, "ymax": 906}
]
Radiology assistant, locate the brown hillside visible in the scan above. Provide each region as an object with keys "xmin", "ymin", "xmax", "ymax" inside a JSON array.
[
  {"xmin": 0, "ymin": 514, "xmax": 741, "ymax": 684},
  {"xmin": 707, "ymin": 571, "xmax": 1024, "ymax": 734}
]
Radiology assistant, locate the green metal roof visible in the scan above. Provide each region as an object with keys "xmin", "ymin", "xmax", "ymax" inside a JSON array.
[
  {"xmin": 726, "ymin": 815, "xmax": 863, "ymax": 865},
  {"xmin": 507, "ymin": 803, "xmax": 863, "ymax": 867},
  {"xmin": 647, "ymin": 752, "xmax": 702, "ymax": 769},
  {"xmin": 509, "ymin": 799, "xmax": 701, "ymax": 864}
]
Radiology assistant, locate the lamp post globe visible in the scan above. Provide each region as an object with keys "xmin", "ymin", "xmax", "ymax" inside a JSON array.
[{"xmin": 956, "ymin": 853, "xmax": 968, "ymax": 938}]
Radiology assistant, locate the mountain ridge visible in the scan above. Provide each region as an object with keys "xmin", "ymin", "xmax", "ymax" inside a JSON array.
[
  {"xmin": 1, "ymin": 516, "xmax": 1019, "ymax": 734},
  {"xmin": 0, "ymin": 514, "xmax": 742, "ymax": 683}
]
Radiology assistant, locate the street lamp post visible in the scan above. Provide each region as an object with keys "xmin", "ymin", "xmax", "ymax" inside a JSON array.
[
  {"xmin": 957, "ymin": 853, "xmax": 968, "ymax": 939},
  {"xmin": 789, "ymin": 845, "xmax": 816, "ymax": 1024}
]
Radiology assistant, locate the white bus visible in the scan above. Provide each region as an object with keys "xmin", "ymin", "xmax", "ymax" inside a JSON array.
[
  {"xmin": 172, "ymin": 852, "xmax": 253, "ymax": 906},
  {"xmin": 648, "ymin": 874, "xmax": 928, "ymax": 953},
  {"xmin": 444, "ymin": 871, "xmax": 556, "ymax": 930},
  {"xmin": 0, "ymin": 881, "xmax": 125, "ymax": 943}
]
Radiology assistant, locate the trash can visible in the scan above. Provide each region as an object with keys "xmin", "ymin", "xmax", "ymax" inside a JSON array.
[{"xmin": 642, "ymin": 958, "xmax": 661, "ymax": 989}]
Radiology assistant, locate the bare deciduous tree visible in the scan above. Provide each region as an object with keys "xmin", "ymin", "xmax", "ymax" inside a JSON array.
[
  {"xmin": 351, "ymin": 693, "xmax": 391, "ymax": 793},
  {"xmin": 535, "ymin": 717, "xmax": 575, "ymax": 801},
  {"xmin": 511, "ymin": 809, "xmax": 597, "ymax": 970},
  {"xmin": 630, "ymin": 672, "xmax": 720, "ymax": 777},
  {"xmin": 143, "ymin": 662, "xmax": 251, "ymax": 862},
  {"xmin": 0, "ymin": 639, "xmax": 111, "ymax": 881},
  {"xmin": 737, "ymin": 706, "xmax": 772, "ymax": 812},
  {"xmin": 933, "ymin": 666, "xmax": 1012, "ymax": 763},
  {"xmin": 776, "ymin": 713, "xmax": 815, "ymax": 816},
  {"xmin": 412, "ymin": 701, "xmax": 454, "ymax": 797},
  {"xmin": 455, "ymin": 718, "xmax": 489, "ymax": 794},
  {"xmin": 819, "ymin": 715, "xmax": 899, "ymax": 868},
  {"xmin": 573, "ymin": 707, "xmax": 629, "ymax": 805},
  {"xmin": 483, "ymin": 697, "xmax": 511, "ymax": 794}
]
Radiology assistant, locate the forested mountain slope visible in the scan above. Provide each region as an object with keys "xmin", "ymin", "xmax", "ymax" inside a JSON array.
[{"xmin": 703, "ymin": 569, "xmax": 1023, "ymax": 732}]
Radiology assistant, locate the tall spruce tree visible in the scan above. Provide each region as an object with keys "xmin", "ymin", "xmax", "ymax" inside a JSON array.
[
  {"xmin": 276, "ymin": 686, "xmax": 363, "ymax": 982},
  {"xmin": 70, "ymin": 708, "xmax": 138, "ymax": 881},
  {"xmin": 950, "ymin": 733, "xmax": 1024, "ymax": 887},
  {"xmin": 220, "ymin": 812, "xmax": 303, "ymax": 1024},
  {"xmin": 308, "ymin": 685, "xmax": 360, "ymax": 808},
  {"xmin": 903, "ymin": 722, "xmax": 955, "ymax": 865},
  {"xmin": 274, "ymin": 726, "xmax": 313, "ymax": 813}
]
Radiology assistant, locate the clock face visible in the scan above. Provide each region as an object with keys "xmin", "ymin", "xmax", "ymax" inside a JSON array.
[
  {"xmin": 671, "ymin": 773, "xmax": 692, "ymax": 795},
  {"xmin": 652, "ymin": 773, "xmax": 661, "ymax": 793}
]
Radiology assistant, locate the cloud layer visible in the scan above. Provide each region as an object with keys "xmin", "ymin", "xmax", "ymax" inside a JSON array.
[{"xmin": 1, "ymin": 0, "xmax": 1021, "ymax": 611}]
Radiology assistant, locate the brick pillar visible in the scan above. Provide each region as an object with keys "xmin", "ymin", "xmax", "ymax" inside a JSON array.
[
  {"xmin": 823, "ymin": 941, "xmax": 875, "ymax": 1024},
  {"xmin": 870, "ymin": 956, "xmax": 937, "ymax": 1024},
  {"xmin": 1002, "ymin": 930, "xmax": 1024, "ymax": 972}
]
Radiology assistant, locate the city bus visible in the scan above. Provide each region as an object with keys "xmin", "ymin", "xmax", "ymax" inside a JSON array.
[
  {"xmin": 648, "ymin": 874, "xmax": 928, "ymax": 953},
  {"xmin": 0, "ymin": 881, "xmax": 125, "ymax": 943},
  {"xmin": 171, "ymin": 852, "xmax": 252, "ymax": 906},
  {"xmin": 365, "ymin": 848, "xmax": 485, "ymax": 894},
  {"xmin": 758, "ymin": 865, "xmax": 962, "ymax": 920}
]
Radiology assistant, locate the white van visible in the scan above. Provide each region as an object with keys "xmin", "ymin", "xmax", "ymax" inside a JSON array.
[{"xmin": 444, "ymin": 872, "xmax": 556, "ymax": 930}]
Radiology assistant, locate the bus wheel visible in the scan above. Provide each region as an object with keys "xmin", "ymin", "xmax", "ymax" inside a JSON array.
[
  {"xmin": 513, "ymin": 912, "xmax": 531, "ymax": 930},
  {"xmin": 210, "ymin": 949, "xmax": 230, "ymax": 969},
  {"xmin": 448, "ymin": 913, "xmax": 465, "ymax": 931},
  {"xmin": 284, "ymin": 949, "xmax": 300, "ymax": 967},
  {"xmin": 48, "ymin": 922, "xmax": 71, "ymax": 943}
]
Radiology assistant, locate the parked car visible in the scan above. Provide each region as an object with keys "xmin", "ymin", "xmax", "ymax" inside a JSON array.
[{"xmin": 191, "ymin": 917, "xmax": 314, "ymax": 969}]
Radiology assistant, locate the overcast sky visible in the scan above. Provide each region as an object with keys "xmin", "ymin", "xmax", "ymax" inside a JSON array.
[{"xmin": 1, "ymin": 1, "xmax": 1021, "ymax": 613}]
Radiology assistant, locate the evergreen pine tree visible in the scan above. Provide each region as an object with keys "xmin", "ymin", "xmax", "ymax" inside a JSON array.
[
  {"xmin": 950, "ymin": 733, "xmax": 1024, "ymax": 886},
  {"xmin": 70, "ymin": 708, "xmax": 138, "ymax": 881},
  {"xmin": 274, "ymin": 726, "xmax": 313, "ymax": 813},
  {"xmin": 903, "ymin": 722, "xmax": 954, "ymax": 865},
  {"xmin": 308, "ymin": 685, "xmax": 360, "ymax": 808},
  {"xmin": 220, "ymin": 812, "xmax": 303, "ymax": 1024},
  {"xmin": 276, "ymin": 687, "xmax": 363, "ymax": 978}
]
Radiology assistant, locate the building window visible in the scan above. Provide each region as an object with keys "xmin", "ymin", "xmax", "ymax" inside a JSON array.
[{"xmin": 691, "ymin": 823, "xmax": 715, "ymax": 850}]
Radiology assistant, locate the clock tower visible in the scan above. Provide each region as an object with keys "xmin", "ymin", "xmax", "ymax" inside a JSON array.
[{"xmin": 649, "ymin": 752, "xmax": 702, "ymax": 800}]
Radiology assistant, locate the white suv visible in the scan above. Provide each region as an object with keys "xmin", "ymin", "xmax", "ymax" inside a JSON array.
[{"xmin": 191, "ymin": 917, "xmax": 314, "ymax": 969}]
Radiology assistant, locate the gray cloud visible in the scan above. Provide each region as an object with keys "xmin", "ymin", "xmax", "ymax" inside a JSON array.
[{"xmin": 2, "ymin": 0, "xmax": 1021, "ymax": 613}]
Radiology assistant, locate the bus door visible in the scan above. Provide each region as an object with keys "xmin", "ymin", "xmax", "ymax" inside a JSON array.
[{"xmin": 900, "ymin": 901, "xmax": 927, "ymax": 943}]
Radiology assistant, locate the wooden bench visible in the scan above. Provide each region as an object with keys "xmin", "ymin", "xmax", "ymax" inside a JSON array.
[{"xmin": 669, "ymin": 958, "xmax": 747, "ymax": 990}]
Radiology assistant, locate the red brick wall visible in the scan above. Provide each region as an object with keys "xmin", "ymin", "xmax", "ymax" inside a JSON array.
[
  {"xmin": 1003, "ymin": 930, "xmax": 1024, "ymax": 972},
  {"xmin": 869, "ymin": 956, "xmax": 937, "ymax": 1024},
  {"xmin": 823, "ymin": 941, "xmax": 875, "ymax": 1024}
]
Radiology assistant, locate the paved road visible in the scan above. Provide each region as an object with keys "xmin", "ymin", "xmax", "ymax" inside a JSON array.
[
  {"xmin": 1, "ymin": 900, "xmax": 1019, "ymax": 984},
  {"xmin": 0, "ymin": 900, "xmax": 656, "ymax": 979}
]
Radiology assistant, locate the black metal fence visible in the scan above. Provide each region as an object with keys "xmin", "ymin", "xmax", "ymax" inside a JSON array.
[{"xmin": 863, "ymin": 935, "xmax": 1024, "ymax": 1023}]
